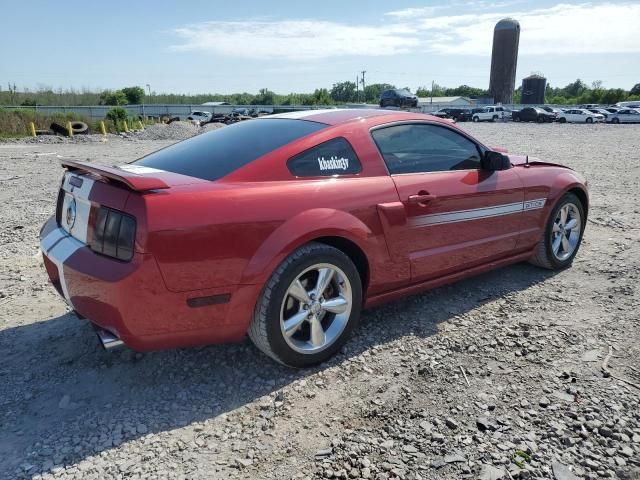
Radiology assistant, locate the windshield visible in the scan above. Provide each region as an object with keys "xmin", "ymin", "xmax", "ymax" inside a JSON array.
[{"xmin": 133, "ymin": 118, "xmax": 327, "ymax": 181}]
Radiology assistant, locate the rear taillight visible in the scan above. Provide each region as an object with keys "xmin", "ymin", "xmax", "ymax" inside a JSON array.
[{"xmin": 90, "ymin": 207, "xmax": 136, "ymax": 261}]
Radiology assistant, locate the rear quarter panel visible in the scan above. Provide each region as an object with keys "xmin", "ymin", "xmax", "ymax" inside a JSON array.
[{"xmin": 143, "ymin": 176, "xmax": 402, "ymax": 295}]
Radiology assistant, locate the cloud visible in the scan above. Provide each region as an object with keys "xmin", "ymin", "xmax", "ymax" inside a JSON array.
[
  {"xmin": 419, "ymin": 3, "xmax": 640, "ymax": 56},
  {"xmin": 170, "ymin": 20, "xmax": 420, "ymax": 60},
  {"xmin": 169, "ymin": 3, "xmax": 640, "ymax": 60},
  {"xmin": 385, "ymin": 0, "xmax": 524, "ymax": 18}
]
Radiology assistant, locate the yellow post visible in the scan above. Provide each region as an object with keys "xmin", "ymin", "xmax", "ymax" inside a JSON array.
[
  {"xmin": 30, "ymin": 122, "xmax": 36, "ymax": 137},
  {"xmin": 67, "ymin": 121, "xmax": 74, "ymax": 137},
  {"xmin": 99, "ymin": 121, "xmax": 107, "ymax": 136},
  {"xmin": 137, "ymin": 120, "xmax": 144, "ymax": 130},
  {"xmin": 123, "ymin": 120, "xmax": 129, "ymax": 133}
]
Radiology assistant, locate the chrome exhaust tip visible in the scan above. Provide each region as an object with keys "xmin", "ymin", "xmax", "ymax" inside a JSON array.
[{"xmin": 95, "ymin": 327, "xmax": 124, "ymax": 350}]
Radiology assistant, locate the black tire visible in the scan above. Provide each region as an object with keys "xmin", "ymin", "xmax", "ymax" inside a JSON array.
[
  {"xmin": 586, "ymin": 117, "xmax": 593, "ymax": 124},
  {"xmin": 559, "ymin": 117, "xmax": 567, "ymax": 123},
  {"xmin": 612, "ymin": 117, "xmax": 620, "ymax": 124},
  {"xmin": 70, "ymin": 121, "xmax": 88, "ymax": 135},
  {"xmin": 529, "ymin": 192, "xmax": 586, "ymax": 270},
  {"xmin": 536, "ymin": 116, "xmax": 544, "ymax": 123},
  {"xmin": 472, "ymin": 116, "xmax": 479, "ymax": 122},
  {"xmin": 491, "ymin": 115, "xmax": 498, "ymax": 122},
  {"xmin": 166, "ymin": 116, "xmax": 180, "ymax": 124},
  {"xmin": 248, "ymin": 242, "xmax": 363, "ymax": 368},
  {"xmin": 50, "ymin": 122, "xmax": 70, "ymax": 136}
]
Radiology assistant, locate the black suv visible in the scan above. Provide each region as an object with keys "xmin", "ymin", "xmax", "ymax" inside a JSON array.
[
  {"xmin": 379, "ymin": 89, "xmax": 418, "ymax": 108},
  {"xmin": 432, "ymin": 108, "xmax": 473, "ymax": 122}
]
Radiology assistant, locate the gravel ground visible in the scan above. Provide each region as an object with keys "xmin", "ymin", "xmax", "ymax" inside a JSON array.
[{"xmin": 0, "ymin": 122, "xmax": 639, "ymax": 480}]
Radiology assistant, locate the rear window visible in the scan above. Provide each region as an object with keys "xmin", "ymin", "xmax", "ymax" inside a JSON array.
[
  {"xmin": 287, "ymin": 138, "xmax": 362, "ymax": 177},
  {"xmin": 133, "ymin": 118, "xmax": 327, "ymax": 181}
]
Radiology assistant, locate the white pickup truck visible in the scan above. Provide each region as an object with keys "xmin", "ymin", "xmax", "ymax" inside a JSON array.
[{"xmin": 471, "ymin": 106, "xmax": 507, "ymax": 122}]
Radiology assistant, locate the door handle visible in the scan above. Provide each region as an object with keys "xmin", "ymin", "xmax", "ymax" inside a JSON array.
[{"xmin": 408, "ymin": 192, "xmax": 437, "ymax": 205}]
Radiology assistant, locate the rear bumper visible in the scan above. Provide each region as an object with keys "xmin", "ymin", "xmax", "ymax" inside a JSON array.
[{"xmin": 40, "ymin": 216, "xmax": 259, "ymax": 351}]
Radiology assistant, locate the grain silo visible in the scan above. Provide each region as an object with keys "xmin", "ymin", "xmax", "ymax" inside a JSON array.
[
  {"xmin": 521, "ymin": 74, "xmax": 547, "ymax": 104},
  {"xmin": 489, "ymin": 18, "xmax": 520, "ymax": 104}
]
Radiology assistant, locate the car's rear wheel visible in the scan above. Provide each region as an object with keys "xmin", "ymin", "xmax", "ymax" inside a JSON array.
[
  {"xmin": 472, "ymin": 116, "xmax": 479, "ymax": 122},
  {"xmin": 529, "ymin": 192, "xmax": 585, "ymax": 270},
  {"xmin": 248, "ymin": 242, "xmax": 362, "ymax": 367},
  {"xmin": 612, "ymin": 117, "xmax": 620, "ymax": 124}
]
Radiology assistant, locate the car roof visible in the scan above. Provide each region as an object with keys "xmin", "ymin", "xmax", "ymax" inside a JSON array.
[{"xmin": 267, "ymin": 108, "xmax": 441, "ymax": 126}]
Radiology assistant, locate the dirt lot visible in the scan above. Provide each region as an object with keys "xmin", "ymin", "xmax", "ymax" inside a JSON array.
[{"xmin": 0, "ymin": 122, "xmax": 639, "ymax": 480}]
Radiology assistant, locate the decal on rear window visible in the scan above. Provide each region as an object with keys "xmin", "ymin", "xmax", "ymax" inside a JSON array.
[{"xmin": 288, "ymin": 138, "xmax": 361, "ymax": 177}]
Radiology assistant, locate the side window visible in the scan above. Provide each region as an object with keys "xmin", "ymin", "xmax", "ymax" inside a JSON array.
[
  {"xmin": 371, "ymin": 124, "xmax": 482, "ymax": 175},
  {"xmin": 288, "ymin": 137, "xmax": 362, "ymax": 177}
]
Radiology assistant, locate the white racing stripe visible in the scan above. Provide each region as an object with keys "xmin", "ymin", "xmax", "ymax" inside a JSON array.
[
  {"xmin": 61, "ymin": 172, "xmax": 95, "ymax": 243},
  {"xmin": 41, "ymin": 229, "xmax": 85, "ymax": 306},
  {"xmin": 40, "ymin": 228, "xmax": 67, "ymax": 252},
  {"xmin": 268, "ymin": 109, "xmax": 339, "ymax": 119},
  {"xmin": 410, "ymin": 198, "xmax": 547, "ymax": 227},
  {"xmin": 118, "ymin": 164, "xmax": 166, "ymax": 174},
  {"xmin": 41, "ymin": 171, "xmax": 97, "ymax": 307}
]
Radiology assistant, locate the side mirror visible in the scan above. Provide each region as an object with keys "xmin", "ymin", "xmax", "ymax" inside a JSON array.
[{"xmin": 481, "ymin": 151, "xmax": 511, "ymax": 171}]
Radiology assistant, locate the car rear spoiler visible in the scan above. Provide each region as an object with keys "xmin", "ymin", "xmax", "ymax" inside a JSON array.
[{"xmin": 61, "ymin": 160, "xmax": 170, "ymax": 191}]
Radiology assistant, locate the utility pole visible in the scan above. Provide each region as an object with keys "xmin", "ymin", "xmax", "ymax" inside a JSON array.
[
  {"xmin": 355, "ymin": 74, "xmax": 359, "ymax": 103},
  {"xmin": 361, "ymin": 70, "xmax": 366, "ymax": 103},
  {"xmin": 431, "ymin": 80, "xmax": 434, "ymax": 107}
]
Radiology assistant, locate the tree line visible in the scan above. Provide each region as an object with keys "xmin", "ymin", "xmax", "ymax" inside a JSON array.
[{"xmin": 1, "ymin": 80, "xmax": 639, "ymax": 106}]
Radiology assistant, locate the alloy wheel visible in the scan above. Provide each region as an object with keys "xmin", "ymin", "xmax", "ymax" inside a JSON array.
[
  {"xmin": 551, "ymin": 203, "xmax": 582, "ymax": 261},
  {"xmin": 280, "ymin": 263, "xmax": 353, "ymax": 354}
]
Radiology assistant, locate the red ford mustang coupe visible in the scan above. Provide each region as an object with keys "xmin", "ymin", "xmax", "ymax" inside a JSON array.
[{"xmin": 40, "ymin": 109, "xmax": 588, "ymax": 367}]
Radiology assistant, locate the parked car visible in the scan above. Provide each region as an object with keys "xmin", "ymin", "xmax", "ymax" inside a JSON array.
[
  {"xmin": 432, "ymin": 108, "xmax": 472, "ymax": 122},
  {"xmin": 607, "ymin": 108, "xmax": 640, "ymax": 123},
  {"xmin": 579, "ymin": 104, "xmax": 601, "ymax": 109},
  {"xmin": 186, "ymin": 111, "xmax": 212, "ymax": 123},
  {"xmin": 41, "ymin": 109, "xmax": 588, "ymax": 367},
  {"xmin": 615, "ymin": 101, "xmax": 640, "ymax": 109},
  {"xmin": 512, "ymin": 107, "xmax": 556, "ymax": 123},
  {"xmin": 557, "ymin": 109, "xmax": 605, "ymax": 123},
  {"xmin": 379, "ymin": 89, "xmax": 418, "ymax": 108},
  {"xmin": 540, "ymin": 106, "xmax": 562, "ymax": 116},
  {"xmin": 471, "ymin": 106, "xmax": 507, "ymax": 122},
  {"xmin": 586, "ymin": 108, "xmax": 615, "ymax": 119}
]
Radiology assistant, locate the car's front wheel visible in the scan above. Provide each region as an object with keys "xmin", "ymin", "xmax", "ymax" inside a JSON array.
[
  {"xmin": 248, "ymin": 242, "xmax": 362, "ymax": 367},
  {"xmin": 612, "ymin": 117, "xmax": 620, "ymax": 124},
  {"xmin": 586, "ymin": 117, "xmax": 593, "ymax": 124},
  {"xmin": 529, "ymin": 192, "xmax": 585, "ymax": 270}
]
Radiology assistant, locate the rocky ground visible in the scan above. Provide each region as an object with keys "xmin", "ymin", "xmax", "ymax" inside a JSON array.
[{"xmin": 0, "ymin": 122, "xmax": 638, "ymax": 480}]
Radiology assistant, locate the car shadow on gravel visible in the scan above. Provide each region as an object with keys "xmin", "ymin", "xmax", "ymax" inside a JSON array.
[{"xmin": 0, "ymin": 262, "xmax": 558, "ymax": 477}]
